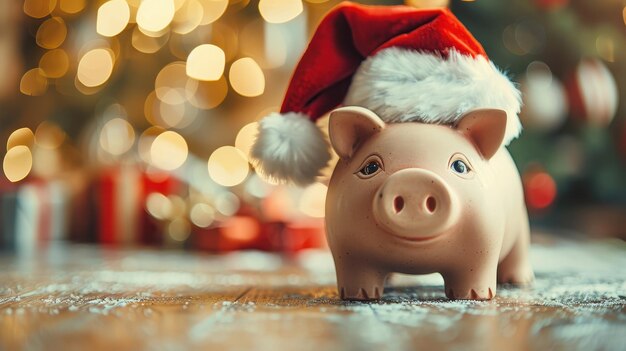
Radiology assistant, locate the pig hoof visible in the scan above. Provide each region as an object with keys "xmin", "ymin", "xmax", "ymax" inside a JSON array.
[
  {"xmin": 445, "ymin": 287, "xmax": 494, "ymax": 300},
  {"xmin": 340, "ymin": 287, "xmax": 382, "ymax": 301}
]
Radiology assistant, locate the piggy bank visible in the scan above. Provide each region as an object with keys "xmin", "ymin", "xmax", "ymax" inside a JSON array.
[{"xmin": 325, "ymin": 106, "xmax": 534, "ymax": 300}]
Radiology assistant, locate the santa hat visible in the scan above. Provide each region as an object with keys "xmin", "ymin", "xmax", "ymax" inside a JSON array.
[{"xmin": 251, "ymin": 2, "xmax": 521, "ymax": 186}]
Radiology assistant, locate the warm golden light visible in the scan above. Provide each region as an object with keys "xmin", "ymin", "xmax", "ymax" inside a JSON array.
[
  {"xmin": 137, "ymin": 126, "xmax": 165, "ymax": 163},
  {"xmin": 155, "ymin": 62, "xmax": 188, "ymax": 104},
  {"xmin": 229, "ymin": 58, "xmax": 265, "ymax": 97},
  {"xmin": 186, "ymin": 76, "xmax": 228, "ymax": 110},
  {"xmin": 59, "ymin": 0, "xmax": 86, "ymax": 14},
  {"xmin": 137, "ymin": 0, "xmax": 175, "ymax": 33},
  {"xmin": 208, "ymin": 146, "xmax": 250, "ymax": 187},
  {"xmin": 198, "ymin": 0, "xmax": 228, "ymax": 25},
  {"xmin": 404, "ymin": 0, "xmax": 448, "ymax": 7},
  {"xmin": 186, "ymin": 44, "xmax": 225, "ymax": 81},
  {"xmin": 168, "ymin": 218, "xmax": 191, "ymax": 241},
  {"xmin": 172, "ymin": 0, "xmax": 204, "ymax": 34},
  {"xmin": 235, "ymin": 122, "xmax": 259, "ymax": 157},
  {"xmin": 259, "ymin": 0, "xmax": 303, "ymax": 24},
  {"xmin": 99, "ymin": 118, "xmax": 136, "ymax": 155},
  {"xmin": 24, "ymin": 0, "xmax": 56, "ymax": 19},
  {"xmin": 20, "ymin": 68, "xmax": 48, "ymax": 96},
  {"xmin": 146, "ymin": 192, "xmax": 173, "ymax": 220},
  {"xmin": 3, "ymin": 146, "xmax": 33, "ymax": 183},
  {"xmin": 39, "ymin": 49, "xmax": 70, "ymax": 78},
  {"xmin": 77, "ymin": 48, "xmax": 114, "ymax": 87},
  {"xmin": 298, "ymin": 182, "xmax": 328, "ymax": 218},
  {"xmin": 132, "ymin": 27, "xmax": 170, "ymax": 54},
  {"xmin": 97, "ymin": 0, "xmax": 131, "ymax": 37},
  {"xmin": 7, "ymin": 128, "xmax": 35, "ymax": 151},
  {"xmin": 36, "ymin": 17, "xmax": 67, "ymax": 49},
  {"xmin": 190, "ymin": 203, "xmax": 215, "ymax": 228},
  {"xmin": 35, "ymin": 122, "xmax": 66, "ymax": 149},
  {"xmin": 150, "ymin": 131, "xmax": 188, "ymax": 170}
]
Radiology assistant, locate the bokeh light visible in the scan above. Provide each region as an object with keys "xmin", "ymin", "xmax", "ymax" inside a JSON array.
[
  {"xmin": 36, "ymin": 17, "xmax": 67, "ymax": 49},
  {"xmin": 99, "ymin": 118, "xmax": 136, "ymax": 155},
  {"xmin": 77, "ymin": 48, "xmax": 114, "ymax": 88},
  {"xmin": 198, "ymin": 0, "xmax": 228, "ymax": 25},
  {"xmin": 20, "ymin": 68, "xmax": 48, "ymax": 96},
  {"xmin": 137, "ymin": 126, "xmax": 165, "ymax": 163},
  {"xmin": 524, "ymin": 171, "xmax": 557, "ymax": 210},
  {"xmin": 35, "ymin": 122, "xmax": 66, "ymax": 149},
  {"xmin": 155, "ymin": 62, "xmax": 188, "ymax": 104},
  {"xmin": 185, "ymin": 76, "xmax": 228, "ymax": 110},
  {"xmin": 39, "ymin": 49, "xmax": 70, "ymax": 78},
  {"xmin": 59, "ymin": 0, "xmax": 85, "ymax": 14},
  {"xmin": 235, "ymin": 122, "xmax": 259, "ymax": 157},
  {"xmin": 186, "ymin": 44, "xmax": 225, "ymax": 81},
  {"xmin": 150, "ymin": 131, "xmax": 188, "ymax": 170},
  {"xmin": 146, "ymin": 192, "xmax": 173, "ymax": 220},
  {"xmin": 24, "ymin": 0, "xmax": 56, "ymax": 19},
  {"xmin": 97, "ymin": 0, "xmax": 131, "ymax": 37},
  {"xmin": 258, "ymin": 0, "xmax": 303, "ymax": 24},
  {"xmin": 137, "ymin": 0, "xmax": 175, "ymax": 33},
  {"xmin": 190, "ymin": 203, "xmax": 215, "ymax": 228},
  {"xmin": 3, "ymin": 146, "xmax": 33, "ymax": 183},
  {"xmin": 172, "ymin": 0, "xmax": 204, "ymax": 34},
  {"xmin": 168, "ymin": 218, "xmax": 191, "ymax": 241},
  {"xmin": 229, "ymin": 58, "xmax": 265, "ymax": 97},
  {"xmin": 7, "ymin": 128, "xmax": 35, "ymax": 151},
  {"xmin": 208, "ymin": 146, "xmax": 250, "ymax": 187},
  {"xmin": 298, "ymin": 182, "xmax": 327, "ymax": 218},
  {"xmin": 132, "ymin": 27, "xmax": 170, "ymax": 54}
]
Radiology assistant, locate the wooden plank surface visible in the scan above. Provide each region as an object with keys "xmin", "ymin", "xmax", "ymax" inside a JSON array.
[{"xmin": 0, "ymin": 234, "xmax": 625, "ymax": 351}]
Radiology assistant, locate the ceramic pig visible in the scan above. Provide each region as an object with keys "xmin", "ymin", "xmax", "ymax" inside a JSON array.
[{"xmin": 325, "ymin": 106, "xmax": 534, "ymax": 301}]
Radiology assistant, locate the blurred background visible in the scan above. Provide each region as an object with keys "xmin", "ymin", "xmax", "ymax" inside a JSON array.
[{"xmin": 0, "ymin": 0, "xmax": 625, "ymax": 254}]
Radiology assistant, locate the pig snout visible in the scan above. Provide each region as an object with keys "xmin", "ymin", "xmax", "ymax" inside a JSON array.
[{"xmin": 373, "ymin": 169, "xmax": 460, "ymax": 240}]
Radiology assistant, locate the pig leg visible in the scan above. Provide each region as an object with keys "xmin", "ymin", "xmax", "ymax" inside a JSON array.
[
  {"xmin": 443, "ymin": 258, "xmax": 498, "ymax": 300},
  {"xmin": 335, "ymin": 262, "xmax": 387, "ymax": 301},
  {"xmin": 497, "ymin": 229, "xmax": 534, "ymax": 285}
]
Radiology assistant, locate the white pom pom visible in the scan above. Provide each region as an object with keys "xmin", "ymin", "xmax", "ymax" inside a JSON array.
[{"xmin": 251, "ymin": 112, "xmax": 330, "ymax": 186}]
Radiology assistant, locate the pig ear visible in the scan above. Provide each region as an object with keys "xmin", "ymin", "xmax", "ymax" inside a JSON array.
[
  {"xmin": 329, "ymin": 106, "xmax": 386, "ymax": 159},
  {"xmin": 456, "ymin": 109, "xmax": 507, "ymax": 160}
]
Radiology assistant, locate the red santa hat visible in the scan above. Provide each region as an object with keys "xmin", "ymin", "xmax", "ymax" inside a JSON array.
[{"xmin": 251, "ymin": 2, "xmax": 521, "ymax": 185}]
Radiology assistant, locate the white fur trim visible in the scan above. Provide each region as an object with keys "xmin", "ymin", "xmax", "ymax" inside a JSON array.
[
  {"xmin": 344, "ymin": 48, "xmax": 522, "ymax": 145},
  {"xmin": 251, "ymin": 112, "xmax": 330, "ymax": 186}
]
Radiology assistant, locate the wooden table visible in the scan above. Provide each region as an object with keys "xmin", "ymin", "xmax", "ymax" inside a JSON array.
[{"xmin": 1, "ymin": 234, "xmax": 625, "ymax": 351}]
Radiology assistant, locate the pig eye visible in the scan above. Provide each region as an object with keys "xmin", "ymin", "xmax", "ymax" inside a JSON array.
[
  {"xmin": 451, "ymin": 160, "xmax": 470, "ymax": 174},
  {"xmin": 360, "ymin": 161, "xmax": 381, "ymax": 176}
]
